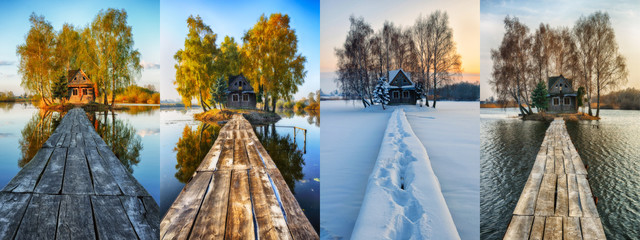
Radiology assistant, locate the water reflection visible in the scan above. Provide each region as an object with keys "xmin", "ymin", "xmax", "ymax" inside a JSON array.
[
  {"xmin": 173, "ymin": 123, "xmax": 221, "ymax": 183},
  {"xmin": 254, "ymin": 124, "xmax": 305, "ymax": 194},
  {"xmin": 90, "ymin": 111, "xmax": 143, "ymax": 173},
  {"xmin": 18, "ymin": 110, "xmax": 61, "ymax": 167},
  {"xmin": 277, "ymin": 109, "xmax": 320, "ymax": 127}
]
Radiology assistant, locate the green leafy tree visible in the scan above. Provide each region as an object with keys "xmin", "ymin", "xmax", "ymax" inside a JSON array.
[
  {"xmin": 16, "ymin": 13, "xmax": 57, "ymax": 105},
  {"xmin": 242, "ymin": 13, "xmax": 307, "ymax": 112},
  {"xmin": 54, "ymin": 23, "xmax": 82, "ymax": 74},
  {"xmin": 531, "ymin": 81, "xmax": 549, "ymax": 112},
  {"xmin": 209, "ymin": 77, "xmax": 228, "ymax": 109},
  {"xmin": 52, "ymin": 75, "xmax": 68, "ymax": 103},
  {"xmin": 174, "ymin": 15, "xmax": 218, "ymax": 111}
]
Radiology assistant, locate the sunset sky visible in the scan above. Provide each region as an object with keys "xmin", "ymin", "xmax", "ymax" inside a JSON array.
[
  {"xmin": 160, "ymin": 0, "xmax": 319, "ymax": 101},
  {"xmin": 481, "ymin": 0, "xmax": 640, "ymax": 100},
  {"xmin": 0, "ymin": 0, "xmax": 159, "ymax": 95},
  {"xmin": 320, "ymin": 0, "xmax": 480, "ymax": 93}
]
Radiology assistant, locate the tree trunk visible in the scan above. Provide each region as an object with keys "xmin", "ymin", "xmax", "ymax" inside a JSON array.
[{"xmin": 271, "ymin": 97, "xmax": 277, "ymax": 113}]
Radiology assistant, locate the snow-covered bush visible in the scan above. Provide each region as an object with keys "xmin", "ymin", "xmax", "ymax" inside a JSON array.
[{"xmin": 373, "ymin": 77, "xmax": 390, "ymax": 109}]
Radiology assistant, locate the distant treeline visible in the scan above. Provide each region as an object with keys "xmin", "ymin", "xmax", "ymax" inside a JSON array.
[
  {"xmin": 600, "ymin": 88, "xmax": 640, "ymax": 110},
  {"xmin": 437, "ymin": 82, "xmax": 480, "ymax": 101}
]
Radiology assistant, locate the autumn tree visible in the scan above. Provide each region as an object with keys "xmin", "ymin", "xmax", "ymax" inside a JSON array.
[
  {"xmin": 16, "ymin": 13, "xmax": 57, "ymax": 105},
  {"xmin": 54, "ymin": 23, "xmax": 82, "ymax": 74},
  {"xmin": 242, "ymin": 13, "xmax": 307, "ymax": 112},
  {"xmin": 174, "ymin": 15, "xmax": 218, "ymax": 111},
  {"xmin": 429, "ymin": 10, "xmax": 462, "ymax": 108}
]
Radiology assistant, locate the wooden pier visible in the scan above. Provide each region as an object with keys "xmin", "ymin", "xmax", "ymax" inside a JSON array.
[
  {"xmin": 0, "ymin": 108, "xmax": 159, "ymax": 239},
  {"xmin": 160, "ymin": 115, "xmax": 318, "ymax": 240},
  {"xmin": 504, "ymin": 119, "xmax": 606, "ymax": 239}
]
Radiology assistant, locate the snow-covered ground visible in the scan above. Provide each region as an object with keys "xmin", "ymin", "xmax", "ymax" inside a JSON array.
[
  {"xmin": 351, "ymin": 109, "xmax": 459, "ymax": 239},
  {"xmin": 320, "ymin": 100, "xmax": 479, "ymax": 240}
]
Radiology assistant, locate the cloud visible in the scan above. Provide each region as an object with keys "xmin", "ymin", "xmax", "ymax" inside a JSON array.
[
  {"xmin": 140, "ymin": 60, "xmax": 160, "ymax": 69},
  {"xmin": 0, "ymin": 60, "xmax": 14, "ymax": 66},
  {"xmin": 137, "ymin": 128, "xmax": 160, "ymax": 137}
]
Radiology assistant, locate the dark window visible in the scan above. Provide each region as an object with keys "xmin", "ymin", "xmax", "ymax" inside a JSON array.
[
  {"xmin": 553, "ymin": 98, "xmax": 559, "ymax": 105},
  {"xmin": 393, "ymin": 91, "xmax": 399, "ymax": 99},
  {"xmin": 83, "ymin": 89, "xmax": 87, "ymax": 95},
  {"xmin": 232, "ymin": 94, "xmax": 239, "ymax": 102},
  {"xmin": 564, "ymin": 97, "xmax": 570, "ymax": 105},
  {"xmin": 403, "ymin": 91, "xmax": 409, "ymax": 98},
  {"xmin": 243, "ymin": 94, "xmax": 249, "ymax": 101},
  {"xmin": 73, "ymin": 89, "xmax": 78, "ymax": 95}
]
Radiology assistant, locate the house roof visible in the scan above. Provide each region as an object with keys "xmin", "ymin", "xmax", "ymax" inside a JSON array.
[
  {"xmin": 388, "ymin": 69, "xmax": 415, "ymax": 87},
  {"xmin": 67, "ymin": 69, "xmax": 94, "ymax": 86},
  {"xmin": 228, "ymin": 73, "xmax": 255, "ymax": 93},
  {"xmin": 547, "ymin": 75, "xmax": 572, "ymax": 90}
]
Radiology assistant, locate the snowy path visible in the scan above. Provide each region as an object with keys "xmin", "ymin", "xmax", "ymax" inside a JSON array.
[
  {"xmin": 351, "ymin": 109, "xmax": 459, "ymax": 239},
  {"xmin": 320, "ymin": 101, "xmax": 392, "ymax": 240},
  {"xmin": 405, "ymin": 102, "xmax": 480, "ymax": 240}
]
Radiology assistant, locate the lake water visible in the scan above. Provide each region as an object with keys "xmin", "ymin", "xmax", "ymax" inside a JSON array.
[
  {"xmin": 159, "ymin": 107, "xmax": 320, "ymax": 233},
  {"xmin": 481, "ymin": 108, "xmax": 640, "ymax": 239},
  {"xmin": 0, "ymin": 102, "xmax": 160, "ymax": 203}
]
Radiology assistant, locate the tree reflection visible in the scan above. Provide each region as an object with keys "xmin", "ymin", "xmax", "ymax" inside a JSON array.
[
  {"xmin": 173, "ymin": 123, "xmax": 221, "ymax": 183},
  {"xmin": 254, "ymin": 124, "xmax": 305, "ymax": 194},
  {"xmin": 18, "ymin": 110, "xmax": 60, "ymax": 167},
  {"xmin": 91, "ymin": 111, "xmax": 143, "ymax": 173}
]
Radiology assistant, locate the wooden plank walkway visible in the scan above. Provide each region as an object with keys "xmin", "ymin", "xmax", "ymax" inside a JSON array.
[
  {"xmin": 504, "ymin": 118, "xmax": 606, "ymax": 239},
  {"xmin": 0, "ymin": 108, "xmax": 159, "ymax": 239},
  {"xmin": 161, "ymin": 115, "xmax": 318, "ymax": 240}
]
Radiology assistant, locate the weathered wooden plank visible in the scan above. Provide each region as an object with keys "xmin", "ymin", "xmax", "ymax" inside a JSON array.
[
  {"xmin": 34, "ymin": 147, "xmax": 67, "ymax": 194},
  {"xmin": 225, "ymin": 169, "xmax": 255, "ymax": 240},
  {"xmin": 571, "ymin": 150, "xmax": 587, "ymax": 174},
  {"xmin": 2, "ymin": 148, "xmax": 54, "ymax": 192},
  {"xmin": 57, "ymin": 195, "xmax": 96, "ymax": 239},
  {"xmin": 120, "ymin": 196, "xmax": 160, "ymax": 240},
  {"xmin": 97, "ymin": 145, "xmax": 150, "ymax": 196},
  {"xmin": 503, "ymin": 215, "xmax": 533, "ymax": 240},
  {"xmin": 543, "ymin": 216, "xmax": 562, "ymax": 239},
  {"xmin": 215, "ymin": 139, "xmax": 235, "ymax": 170},
  {"xmin": 576, "ymin": 175, "xmax": 599, "ymax": 218},
  {"xmin": 563, "ymin": 144, "xmax": 575, "ymax": 174},
  {"xmin": 555, "ymin": 174, "xmax": 568, "ymax": 216},
  {"xmin": 529, "ymin": 216, "xmax": 545, "ymax": 240},
  {"xmin": 232, "ymin": 138, "xmax": 250, "ymax": 169},
  {"xmin": 249, "ymin": 168, "xmax": 291, "ymax": 239},
  {"xmin": 246, "ymin": 138, "xmax": 266, "ymax": 169},
  {"xmin": 160, "ymin": 171, "xmax": 212, "ymax": 240},
  {"xmin": 190, "ymin": 170, "xmax": 232, "ymax": 239},
  {"xmin": 42, "ymin": 132, "xmax": 63, "ymax": 148},
  {"xmin": 85, "ymin": 146, "xmax": 122, "ymax": 195},
  {"xmin": 567, "ymin": 174, "xmax": 582, "ymax": 217},
  {"xmin": 563, "ymin": 217, "xmax": 582, "ymax": 240},
  {"xmin": 580, "ymin": 217, "xmax": 606, "ymax": 240},
  {"xmin": 554, "ymin": 149, "xmax": 565, "ymax": 174},
  {"xmin": 83, "ymin": 130, "xmax": 97, "ymax": 147},
  {"xmin": 545, "ymin": 156, "xmax": 555, "ymax": 174},
  {"xmin": 61, "ymin": 130, "xmax": 73, "ymax": 148},
  {"xmin": 534, "ymin": 174, "xmax": 556, "ymax": 216},
  {"xmin": 513, "ymin": 173, "xmax": 543, "ymax": 215},
  {"xmin": 197, "ymin": 137, "xmax": 225, "ymax": 171},
  {"xmin": 62, "ymin": 147, "xmax": 93, "ymax": 194},
  {"xmin": 0, "ymin": 193, "xmax": 31, "ymax": 239},
  {"xmin": 268, "ymin": 168, "xmax": 319, "ymax": 240},
  {"xmin": 14, "ymin": 194, "xmax": 61, "ymax": 239},
  {"xmin": 92, "ymin": 195, "xmax": 138, "ymax": 240},
  {"xmin": 250, "ymin": 137, "xmax": 279, "ymax": 170}
]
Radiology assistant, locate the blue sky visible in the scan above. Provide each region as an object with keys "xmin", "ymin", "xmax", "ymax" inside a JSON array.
[
  {"xmin": 0, "ymin": 0, "xmax": 160, "ymax": 95},
  {"xmin": 480, "ymin": 0, "xmax": 640, "ymax": 100},
  {"xmin": 160, "ymin": 0, "xmax": 320, "ymax": 101}
]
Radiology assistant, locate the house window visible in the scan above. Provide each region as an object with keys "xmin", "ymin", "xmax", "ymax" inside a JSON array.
[
  {"xmin": 232, "ymin": 94, "xmax": 239, "ymax": 102},
  {"xmin": 564, "ymin": 97, "xmax": 571, "ymax": 105},
  {"xmin": 73, "ymin": 89, "xmax": 78, "ymax": 95},
  {"xmin": 83, "ymin": 89, "xmax": 87, "ymax": 95},
  {"xmin": 553, "ymin": 97, "xmax": 559, "ymax": 106},
  {"xmin": 242, "ymin": 94, "xmax": 249, "ymax": 101},
  {"xmin": 402, "ymin": 91, "xmax": 409, "ymax": 98},
  {"xmin": 393, "ymin": 91, "xmax": 399, "ymax": 99}
]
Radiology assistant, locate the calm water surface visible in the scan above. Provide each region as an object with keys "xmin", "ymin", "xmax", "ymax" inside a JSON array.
[
  {"xmin": 160, "ymin": 107, "xmax": 320, "ymax": 233},
  {"xmin": 481, "ymin": 108, "xmax": 640, "ymax": 239},
  {"xmin": 0, "ymin": 102, "xmax": 160, "ymax": 203}
]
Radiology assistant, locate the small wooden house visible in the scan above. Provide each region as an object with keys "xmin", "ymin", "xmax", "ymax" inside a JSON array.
[
  {"xmin": 387, "ymin": 69, "xmax": 418, "ymax": 105},
  {"xmin": 547, "ymin": 75, "xmax": 577, "ymax": 113},
  {"xmin": 227, "ymin": 74, "xmax": 257, "ymax": 109},
  {"xmin": 67, "ymin": 69, "xmax": 98, "ymax": 104}
]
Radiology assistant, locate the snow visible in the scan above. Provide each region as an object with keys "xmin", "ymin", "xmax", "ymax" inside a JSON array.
[
  {"xmin": 351, "ymin": 108, "xmax": 459, "ymax": 239},
  {"xmin": 321, "ymin": 100, "xmax": 479, "ymax": 240}
]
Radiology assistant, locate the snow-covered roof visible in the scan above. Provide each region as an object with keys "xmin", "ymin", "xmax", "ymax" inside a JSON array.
[{"xmin": 388, "ymin": 69, "xmax": 415, "ymax": 88}]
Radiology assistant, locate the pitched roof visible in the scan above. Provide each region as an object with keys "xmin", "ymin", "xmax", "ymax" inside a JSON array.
[
  {"xmin": 388, "ymin": 69, "xmax": 412, "ymax": 83},
  {"xmin": 67, "ymin": 69, "xmax": 94, "ymax": 85},
  {"xmin": 547, "ymin": 75, "xmax": 572, "ymax": 89}
]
